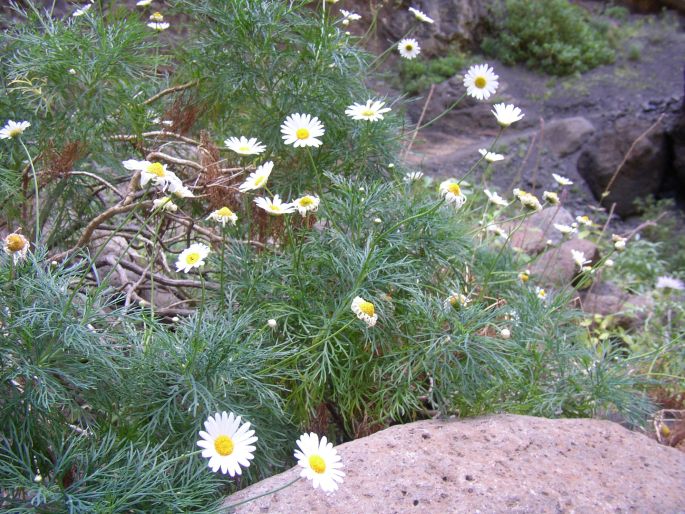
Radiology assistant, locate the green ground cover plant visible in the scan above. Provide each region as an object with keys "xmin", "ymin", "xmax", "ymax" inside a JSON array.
[
  {"xmin": 482, "ymin": 0, "xmax": 616, "ymax": 75},
  {"xmin": 0, "ymin": 1, "xmax": 659, "ymax": 511}
]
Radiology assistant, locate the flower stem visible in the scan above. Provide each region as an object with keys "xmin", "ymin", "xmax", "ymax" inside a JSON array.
[
  {"xmin": 224, "ymin": 476, "xmax": 301, "ymax": 511},
  {"xmin": 219, "ymin": 225, "xmax": 229, "ymax": 309},
  {"xmin": 19, "ymin": 138, "xmax": 40, "ymax": 242},
  {"xmin": 150, "ymin": 215, "xmax": 165, "ymax": 317}
]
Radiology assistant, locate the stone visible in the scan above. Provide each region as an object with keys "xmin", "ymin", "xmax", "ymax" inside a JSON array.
[
  {"xmin": 530, "ymin": 238, "xmax": 599, "ymax": 289},
  {"xmin": 577, "ymin": 117, "xmax": 667, "ymax": 217},
  {"xmin": 668, "ymin": 106, "xmax": 685, "ymax": 186},
  {"xmin": 505, "ymin": 206, "xmax": 576, "ymax": 254},
  {"xmin": 618, "ymin": 0, "xmax": 685, "ymax": 14},
  {"xmin": 580, "ymin": 281, "xmax": 653, "ymax": 329},
  {"xmin": 545, "ymin": 117, "xmax": 595, "ymax": 157},
  {"xmin": 375, "ymin": 0, "xmax": 490, "ymax": 57},
  {"xmin": 224, "ymin": 415, "xmax": 685, "ymax": 513}
]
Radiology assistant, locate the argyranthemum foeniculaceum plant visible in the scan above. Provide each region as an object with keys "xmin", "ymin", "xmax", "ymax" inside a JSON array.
[{"xmin": 0, "ymin": 1, "xmax": 654, "ymax": 512}]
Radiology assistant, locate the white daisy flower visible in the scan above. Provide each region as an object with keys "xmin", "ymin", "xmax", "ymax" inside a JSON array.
[
  {"xmin": 403, "ymin": 171, "xmax": 424, "ymax": 183},
  {"xmin": 514, "ymin": 189, "xmax": 542, "ymax": 211},
  {"xmin": 484, "ymin": 189, "xmax": 508, "ymax": 207},
  {"xmin": 175, "ymin": 243, "xmax": 210, "ymax": 273},
  {"xmin": 0, "ymin": 120, "xmax": 31, "ymax": 139},
  {"xmin": 207, "ymin": 206, "xmax": 238, "ymax": 226},
  {"xmin": 254, "ymin": 195, "xmax": 295, "ymax": 215},
  {"xmin": 500, "ymin": 328, "xmax": 511, "ymax": 339},
  {"xmin": 72, "ymin": 4, "xmax": 91, "ymax": 17},
  {"xmin": 239, "ymin": 161, "xmax": 273, "ymax": 192},
  {"xmin": 281, "ymin": 113, "xmax": 325, "ymax": 148},
  {"xmin": 612, "ymin": 234, "xmax": 627, "ymax": 251},
  {"xmin": 542, "ymin": 191, "xmax": 560, "ymax": 205},
  {"xmin": 398, "ymin": 38, "xmax": 421, "ymax": 60},
  {"xmin": 152, "ymin": 196, "xmax": 177, "ymax": 213},
  {"xmin": 479, "ymin": 149, "xmax": 504, "ymax": 163},
  {"xmin": 571, "ymin": 249, "xmax": 590, "ymax": 269},
  {"xmin": 3, "ymin": 233, "xmax": 29, "ymax": 264},
  {"xmin": 340, "ymin": 9, "xmax": 361, "ymax": 22},
  {"xmin": 148, "ymin": 21, "xmax": 169, "ymax": 30},
  {"xmin": 409, "ymin": 6, "xmax": 434, "ymax": 23},
  {"xmin": 491, "ymin": 103, "xmax": 524, "ymax": 127},
  {"xmin": 292, "ymin": 195, "xmax": 320, "ymax": 216},
  {"xmin": 439, "ymin": 179, "xmax": 467, "ymax": 209},
  {"xmin": 351, "ymin": 296, "xmax": 378, "ymax": 327},
  {"xmin": 345, "ymin": 100, "xmax": 391, "ymax": 122},
  {"xmin": 137, "ymin": 0, "xmax": 152, "ymax": 5},
  {"xmin": 267, "ymin": 318, "xmax": 278, "ymax": 329},
  {"xmin": 463, "ymin": 64, "xmax": 499, "ymax": 101},
  {"xmin": 655, "ymin": 276, "xmax": 685, "ymax": 291},
  {"xmin": 224, "ymin": 136, "xmax": 266, "ymax": 156},
  {"xmin": 553, "ymin": 223, "xmax": 576, "ymax": 235},
  {"xmin": 536, "ymin": 287, "xmax": 547, "ymax": 300},
  {"xmin": 123, "ymin": 159, "xmax": 180, "ymax": 191},
  {"xmin": 605, "ymin": 258, "xmax": 615, "ymax": 267},
  {"xmin": 486, "ymin": 224, "xmax": 507, "ymax": 238},
  {"xmin": 170, "ymin": 182, "xmax": 194, "ymax": 198},
  {"xmin": 552, "ymin": 173, "xmax": 573, "ymax": 186},
  {"xmin": 575, "ymin": 215, "xmax": 593, "ymax": 227},
  {"xmin": 294, "ymin": 432, "xmax": 345, "ymax": 492},
  {"xmin": 197, "ymin": 411, "xmax": 257, "ymax": 476},
  {"xmin": 443, "ymin": 292, "xmax": 470, "ymax": 309}
]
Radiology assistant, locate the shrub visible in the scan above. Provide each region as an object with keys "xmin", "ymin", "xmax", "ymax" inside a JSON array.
[
  {"xmin": 399, "ymin": 51, "xmax": 467, "ymax": 95},
  {"xmin": 0, "ymin": 0, "xmax": 652, "ymax": 511},
  {"xmin": 481, "ymin": 0, "xmax": 616, "ymax": 75}
]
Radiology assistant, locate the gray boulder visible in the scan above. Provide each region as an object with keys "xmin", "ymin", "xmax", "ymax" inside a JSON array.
[
  {"xmin": 577, "ymin": 117, "xmax": 667, "ymax": 217},
  {"xmin": 375, "ymin": 0, "xmax": 490, "ymax": 56},
  {"xmin": 545, "ymin": 117, "xmax": 595, "ymax": 158}
]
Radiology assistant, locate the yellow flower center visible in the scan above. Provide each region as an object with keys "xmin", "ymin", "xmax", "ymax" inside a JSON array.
[
  {"xmin": 309, "ymin": 455, "xmax": 326, "ymax": 474},
  {"xmin": 6, "ymin": 234, "xmax": 26, "ymax": 252},
  {"xmin": 8, "ymin": 127, "xmax": 23, "ymax": 138},
  {"xmin": 150, "ymin": 12, "xmax": 164, "ymax": 22},
  {"xmin": 474, "ymin": 76, "xmax": 487, "ymax": 89},
  {"xmin": 296, "ymin": 128, "xmax": 310, "ymax": 140},
  {"xmin": 447, "ymin": 183, "xmax": 461, "ymax": 196},
  {"xmin": 268, "ymin": 204, "xmax": 282, "ymax": 213},
  {"xmin": 361, "ymin": 108, "xmax": 376, "ymax": 117},
  {"xmin": 146, "ymin": 162, "xmax": 166, "ymax": 177},
  {"xmin": 538, "ymin": 289, "xmax": 546, "ymax": 297},
  {"xmin": 217, "ymin": 207, "xmax": 234, "ymax": 217},
  {"xmin": 405, "ymin": 44, "xmax": 414, "ymax": 51},
  {"xmin": 359, "ymin": 300, "xmax": 375, "ymax": 316},
  {"xmin": 214, "ymin": 435, "xmax": 234, "ymax": 456},
  {"xmin": 254, "ymin": 176, "xmax": 267, "ymax": 187},
  {"xmin": 520, "ymin": 273, "xmax": 529, "ymax": 282},
  {"xmin": 299, "ymin": 196, "xmax": 314, "ymax": 207},
  {"xmin": 238, "ymin": 145, "xmax": 251, "ymax": 153},
  {"xmin": 185, "ymin": 252, "xmax": 201, "ymax": 265}
]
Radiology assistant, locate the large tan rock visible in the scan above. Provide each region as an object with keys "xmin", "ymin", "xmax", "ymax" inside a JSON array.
[
  {"xmin": 224, "ymin": 415, "xmax": 685, "ymax": 513},
  {"xmin": 506, "ymin": 206, "xmax": 575, "ymax": 254},
  {"xmin": 530, "ymin": 237, "xmax": 600, "ymax": 288}
]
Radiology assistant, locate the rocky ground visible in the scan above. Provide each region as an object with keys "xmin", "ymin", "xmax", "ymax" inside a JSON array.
[
  {"xmin": 225, "ymin": 415, "xmax": 685, "ymax": 513},
  {"xmin": 398, "ymin": 8, "xmax": 685, "ymax": 223}
]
